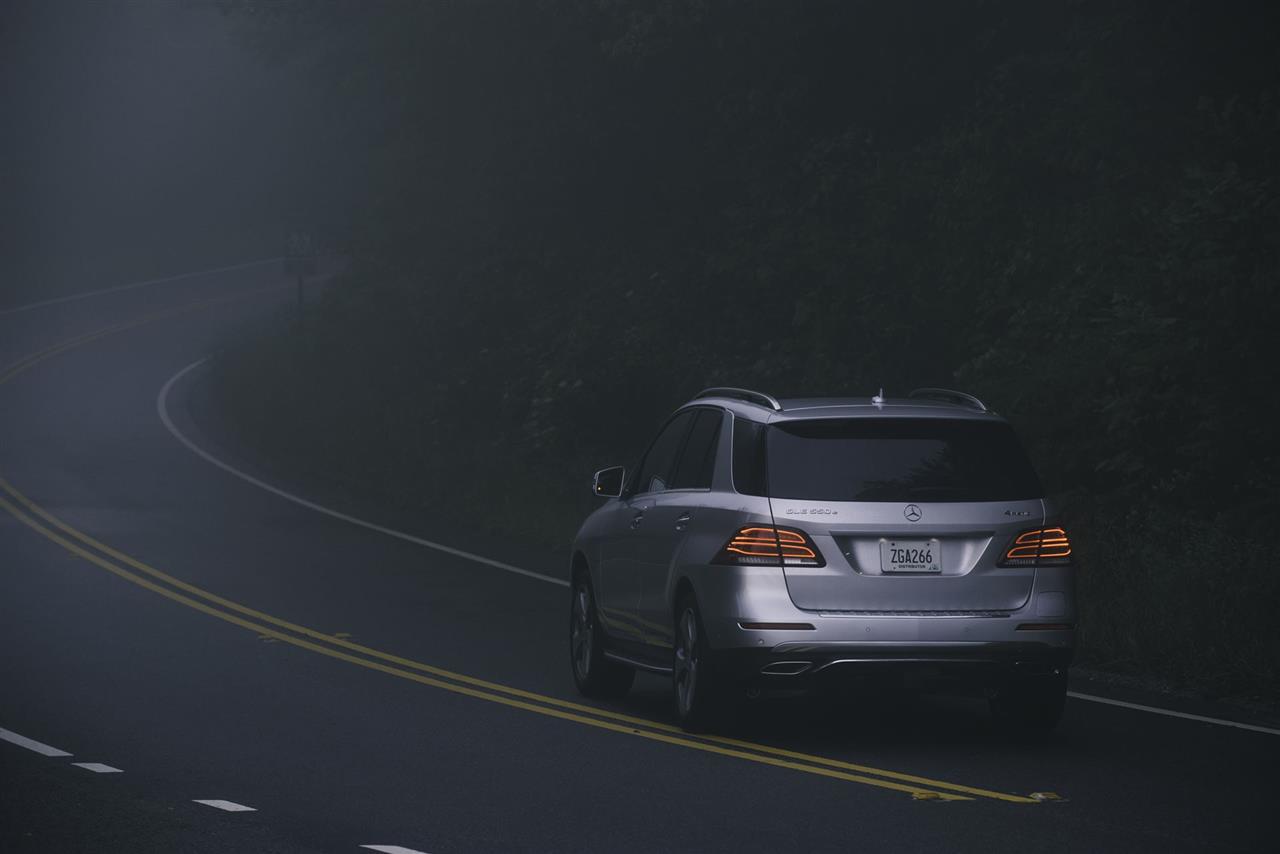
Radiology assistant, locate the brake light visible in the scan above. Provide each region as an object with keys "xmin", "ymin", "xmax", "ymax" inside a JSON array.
[
  {"xmin": 714, "ymin": 526, "xmax": 825, "ymax": 567},
  {"xmin": 1002, "ymin": 527, "xmax": 1072, "ymax": 565}
]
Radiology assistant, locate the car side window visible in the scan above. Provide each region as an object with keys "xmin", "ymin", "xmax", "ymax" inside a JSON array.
[
  {"xmin": 669, "ymin": 409, "xmax": 722, "ymax": 490},
  {"xmin": 630, "ymin": 411, "xmax": 696, "ymax": 496},
  {"xmin": 732, "ymin": 416, "xmax": 768, "ymax": 496}
]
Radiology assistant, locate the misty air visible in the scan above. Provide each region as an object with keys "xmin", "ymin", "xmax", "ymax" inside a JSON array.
[{"xmin": 2, "ymin": 2, "xmax": 1277, "ymax": 852}]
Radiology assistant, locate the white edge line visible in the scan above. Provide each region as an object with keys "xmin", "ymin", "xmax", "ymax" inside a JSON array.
[
  {"xmin": 159, "ymin": 356, "xmax": 1280, "ymax": 737},
  {"xmin": 193, "ymin": 799, "xmax": 257, "ymax": 812},
  {"xmin": 0, "ymin": 727, "xmax": 72, "ymax": 757},
  {"xmin": 72, "ymin": 762, "xmax": 123, "ymax": 773},
  {"xmin": 1067, "ymin": 691, "xmax": 1280, "ymax": 736},
  {"xmin": 0, "ymin": 258, "xmax": 282, "ymax": 317},
  {"xmin": 361, "ymin": 847, "xmax": 433, "ymax": 854},
  {"xmin": 157, "ymin": 358, "xmax": 569, "ymax": 589}
]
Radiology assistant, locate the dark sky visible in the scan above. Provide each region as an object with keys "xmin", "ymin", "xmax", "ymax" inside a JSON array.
[{"xmin": 1, "ymin": 0, "xmax": 323, "ymax": 305}]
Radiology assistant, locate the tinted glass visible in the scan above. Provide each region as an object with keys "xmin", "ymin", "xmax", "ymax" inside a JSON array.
[
  {"xmin": 631, "ymin": 411, "xmax": 696, "ymax": 495},
  {"xmin": 670, "ymin": 409, "xmax": 722, "ymax": 490},
  {"xmin": 732, "ymin": 416, "xmax": 768, "ymax": 496},
  {"xmin": 767, "ymin": 418, "xmax": 1042, "ymax": 502}
]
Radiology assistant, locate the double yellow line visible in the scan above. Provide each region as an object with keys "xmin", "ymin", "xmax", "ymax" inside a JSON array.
[
  {"xmin": 0, "ymin": 294, "xmax": 250, "ymax": 386},
  {"xmin": 0, "ymin": 294, "xmax": 1041, "ymax": 804}
]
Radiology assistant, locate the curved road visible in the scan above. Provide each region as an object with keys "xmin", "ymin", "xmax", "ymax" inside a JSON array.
[{"xmin": 0, "ymin": 261, "xmax": 1273, "ymax": 852}]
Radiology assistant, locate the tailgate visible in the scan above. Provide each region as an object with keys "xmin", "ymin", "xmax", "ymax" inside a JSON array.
[{"xmin": 773, "ymin": 498, "xmax": 1044, "ymax": 612}]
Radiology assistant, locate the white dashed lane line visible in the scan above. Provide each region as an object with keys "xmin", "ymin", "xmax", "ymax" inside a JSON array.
[
  {"xmin": 3, "ymin": 723, "xmax": 433, "ymax": 846},
  {"xmin": 0, "ymin": 726, "xmax": 73, "ymax": 757},
  {"xmin": 193, "ymin": 799, "xmax": 258, "ymax": 812}
]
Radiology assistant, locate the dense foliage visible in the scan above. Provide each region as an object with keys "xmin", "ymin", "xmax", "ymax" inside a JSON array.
[{"xmin": 212, "ymin": 1, "xmax": 1280, "ymax": 699}]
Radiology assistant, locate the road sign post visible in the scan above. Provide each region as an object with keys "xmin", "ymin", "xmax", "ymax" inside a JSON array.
[{"xmin": 285, "ymin": 232, "xmax": 318, "ymax": 323}]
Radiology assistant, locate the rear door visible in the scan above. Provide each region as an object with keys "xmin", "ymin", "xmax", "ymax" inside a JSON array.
[
  {"xmin": 763, "ymin": 417, "xmax": 1046, "ymax": 612},
  {"xmin": 598, "ymin": 410, "xmax": 696, "ymax": 644},
  {"xmin": 634, "ymin": 407, "xmax": 724, "ymax": 647}
]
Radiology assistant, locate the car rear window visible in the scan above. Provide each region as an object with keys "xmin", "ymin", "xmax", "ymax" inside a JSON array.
[{"xmin": 763, "ymin": 418, "xmax": 1042, "ymax": 502}]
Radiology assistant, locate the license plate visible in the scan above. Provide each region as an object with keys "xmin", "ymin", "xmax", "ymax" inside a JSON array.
[{"xmin": 879, "ymin": 538, "xmax": 942, "ymax": 573}]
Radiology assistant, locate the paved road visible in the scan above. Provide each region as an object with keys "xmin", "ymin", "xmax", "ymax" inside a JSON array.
[{"xmin": 0, "ymin": 262, "xmax": 1274, "ymax": 852}]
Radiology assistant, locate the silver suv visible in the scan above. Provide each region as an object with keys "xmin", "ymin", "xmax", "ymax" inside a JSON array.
[{"xmin": 569, "ymin": 388, "xmax": 1075, "ymax": 732}]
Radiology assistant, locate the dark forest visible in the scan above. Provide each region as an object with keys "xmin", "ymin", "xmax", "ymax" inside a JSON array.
[{"xmin": 201, "ymin": 1, "xmax": 1280, "ymax": 701}]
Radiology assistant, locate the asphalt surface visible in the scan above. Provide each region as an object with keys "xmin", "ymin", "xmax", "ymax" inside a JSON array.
[{"xmin": 1, "ymin": 261, "xmax": 1275, "ymax": 853}]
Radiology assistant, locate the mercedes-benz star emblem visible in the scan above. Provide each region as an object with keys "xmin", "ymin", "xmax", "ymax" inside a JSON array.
[{"xmin": 903, "ymin": 504, "xmax": 923, "ymax": 522}]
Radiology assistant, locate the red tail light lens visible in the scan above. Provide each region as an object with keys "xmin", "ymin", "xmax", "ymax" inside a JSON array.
[
  {"xmin": 714, "ymin": 526, "xmax": 825, "ymax": 567},
  {"xmin": 1001, "ymin": 527, "xmax": 1072, "ymax": 566}
]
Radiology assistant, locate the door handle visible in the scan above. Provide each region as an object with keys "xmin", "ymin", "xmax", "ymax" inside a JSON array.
[
  {"xmin": 630, "ymin": 511, "xmax": 645, "ymax": 529},
  {"xmin": 675, "ymin": 512, "xmax": 692, "ymax": 531}
]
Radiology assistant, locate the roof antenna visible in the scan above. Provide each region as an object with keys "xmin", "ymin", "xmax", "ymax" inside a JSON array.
[{"xmin": 871, "ymin": 387, "xmax": 885, "ymax": 406}]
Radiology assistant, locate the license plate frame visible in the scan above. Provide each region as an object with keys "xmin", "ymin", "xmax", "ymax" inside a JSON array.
[{"xmin": 879, "ymin": 538, "xmax": 942, "ymax": 574}]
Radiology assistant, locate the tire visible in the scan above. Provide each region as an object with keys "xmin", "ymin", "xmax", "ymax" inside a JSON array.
[
  {"xmin": 672, "ymin": 592, "xmax": 727, "ymax": 731},
  {"xmin": 989, "ymin": 671, "xmax": 1067, "ymax": 736},
  {"xmin": 569, "ymin": 571, "xmax": 634, "ymax": 699}
]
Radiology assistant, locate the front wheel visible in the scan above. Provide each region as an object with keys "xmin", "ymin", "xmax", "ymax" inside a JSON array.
[
  {"xmin": 569, "ymin": 572, "xmax": 634, "ymax": 699},
  {"xmin": 672, "ymin": 592, "xmax": 726, "ymax": 731}
]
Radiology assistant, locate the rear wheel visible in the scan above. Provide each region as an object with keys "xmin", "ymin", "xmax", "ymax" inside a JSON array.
[
  {"xmin": 989, "ymin": 671, "xmax": 1067, "ymax": 736},
  {"xmin": 673, "ymin": 592, "xmax": 726, "ymax": 731},
  {"xmin": 569, "ymin": 572, "xmax": 634, "ymax": 699}
]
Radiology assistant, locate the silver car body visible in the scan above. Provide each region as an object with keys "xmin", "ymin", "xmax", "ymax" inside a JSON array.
[{"xmin": 571, "ymin": 390, "xmax": 1075, "ymax": 685}]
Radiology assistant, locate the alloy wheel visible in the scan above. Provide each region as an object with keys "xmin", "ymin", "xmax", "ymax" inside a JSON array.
[
  {"xmin": 674, "ymin": 606, "xmax": 700, "ymax": 717},
  {"xmin": 571, "ymin": 584, "xmax": 594, "ymax": 680}
]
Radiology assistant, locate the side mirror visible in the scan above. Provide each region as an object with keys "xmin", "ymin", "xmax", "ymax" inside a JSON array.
[{"xmin": 592, "ymin": 466, "xmax": 625, "ymax": 498}]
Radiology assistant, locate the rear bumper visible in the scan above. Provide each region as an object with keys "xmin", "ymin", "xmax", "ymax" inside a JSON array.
[
  {"xmin": 714, "ymin": 641, "xmax": 1073, "ymax": 685},
  {"xmin": 682, "ymin": 563, "xmax": 1076, "ymax": 681}
]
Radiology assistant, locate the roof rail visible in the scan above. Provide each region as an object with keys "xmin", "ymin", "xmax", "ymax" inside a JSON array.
[
  {"xmin": 908, "ymin": 387, "xmax": 988, "ymax": 412},
  {"xmin": 694, "ymin": 387, "xmax": 783, "ymax": 411}
]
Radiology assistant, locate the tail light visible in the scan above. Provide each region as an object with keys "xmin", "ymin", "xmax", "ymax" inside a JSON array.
[
  {"xmin": 714, "ymin": 525, "xmax": 825, "ymax": 567},
  {"xmin": 1001, "ymin": 527, "xmax": 1072, "ymax": 566}
]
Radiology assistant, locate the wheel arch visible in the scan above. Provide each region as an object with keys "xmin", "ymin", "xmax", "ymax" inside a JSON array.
[
  {"xmin": 672, "ymin": 575, "xmax": 696, "ymax": 615},
  {"xmin": 570, "ymin": 550, "xmax": 591, "ymax": 584}
]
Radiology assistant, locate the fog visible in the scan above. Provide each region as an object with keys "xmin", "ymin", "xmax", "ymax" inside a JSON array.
[
  {"xmin": 1, "ymin": 0, "xmax": 338, "ymax": 304},
  {"xmin": 0, "ymin": 4, "xmax": 1276, "ymax": 849},
  {"xmin": 2, "ymin": 0, "xmax": 1276, "ymax": 723}
]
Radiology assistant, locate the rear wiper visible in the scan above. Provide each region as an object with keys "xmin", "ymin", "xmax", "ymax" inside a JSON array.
[
  {"xmin": 905, "ymin": 486, "xmax": 971, "ymax": 497},
  {"xmin": 852, "ymin": 487, "xmax": 899, "ymax": 501},
  {"xmin": 850, "ymin": 485, "xmax": 970, "ymax": 501}
]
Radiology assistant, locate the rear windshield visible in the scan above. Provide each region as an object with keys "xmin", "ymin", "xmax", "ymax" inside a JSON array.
[{"xmin": 759, "ymin": 418, "xmax": 1042, "ymax": 502}]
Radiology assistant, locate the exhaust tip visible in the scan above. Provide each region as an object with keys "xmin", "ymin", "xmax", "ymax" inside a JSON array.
[{"xmin": 761, "ymin": 660, "xmax": 812, "ymax": 676}]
